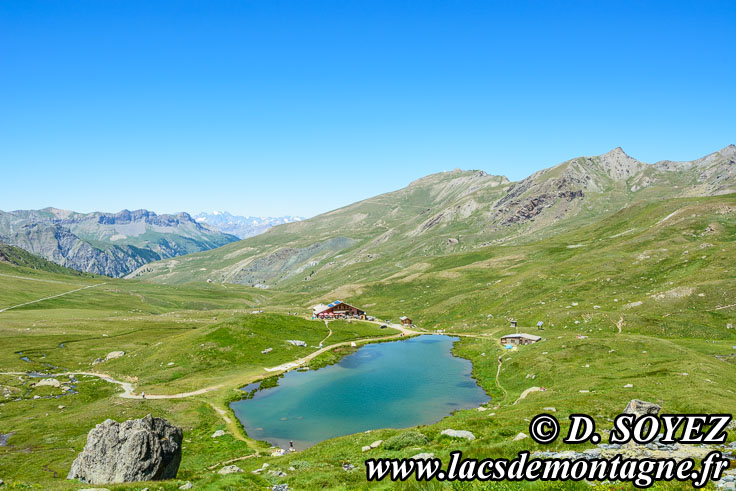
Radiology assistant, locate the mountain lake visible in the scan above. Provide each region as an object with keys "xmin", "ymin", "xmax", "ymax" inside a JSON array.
[{"xmin": 230, "ymin": 335, "xmax": 490, "ymax": 450}]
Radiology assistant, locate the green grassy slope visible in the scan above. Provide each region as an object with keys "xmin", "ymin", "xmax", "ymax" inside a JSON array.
[
  {"xmin": 342, "ymin": 195, "xmax": 736, "ymax": 338},
  {"xmin": 0, "ymin": 263, "xmax": 401, "ymax": 487},
  {"xmin": 222, "ymin": 195, "xmax": 736, "ymax": 490},
  {"xmin": 1, "ymin": 194, "xmax": 735, "ymax": 488},
  {"xmin": 132, "ymin": 146, "xmax": 735, "ymax": 295}
]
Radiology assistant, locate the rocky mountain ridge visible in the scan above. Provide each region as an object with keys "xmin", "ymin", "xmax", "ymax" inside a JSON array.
[
  {"xmin": 132, "ymin": 145, "xmax": 735, "ymax": 289},
  {"xmin": 0, "ymin": 208, "xmax": 239, "ymax": 277}
]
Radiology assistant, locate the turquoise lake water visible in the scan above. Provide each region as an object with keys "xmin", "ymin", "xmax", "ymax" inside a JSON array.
[{"xmin": 230, "ymin": 335, "xmax": 489, "ymax": 450}]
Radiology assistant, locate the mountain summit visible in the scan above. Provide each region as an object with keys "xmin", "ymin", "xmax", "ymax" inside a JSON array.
[
  {"xmin": 194, "ymin": 212, "xmax": 304, "ymax": 239},
  {"xmin": 595, "ymin": 147, "xmax": 647, "ymax": 180},
  {"xmin": 132, "ymin": 145, "xmax": 736, "ymax": 289}
]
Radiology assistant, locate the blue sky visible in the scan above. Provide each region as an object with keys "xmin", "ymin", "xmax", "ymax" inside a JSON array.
[{"xmin": 1, "ymin": 1, "xmax": 734, "ymax": 217}]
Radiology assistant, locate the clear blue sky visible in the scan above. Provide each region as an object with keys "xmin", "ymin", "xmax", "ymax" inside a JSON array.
[{"xmin": 1, "ymin": 1, "xmax": 734, "ymax": 217}]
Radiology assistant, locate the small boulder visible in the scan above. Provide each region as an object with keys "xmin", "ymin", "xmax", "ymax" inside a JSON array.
[
  {"xmin": 441, "ymin": 429, "xmax": 476, "ymax": 441},
  {"xmin": 211, "ymin": 430, "xmax": 225, "ymax": 438},
  {"xmin": 412, "ymin": 453, "xmax": 435, "ymax": 460},
  {"xmin": 218, "ymin": 465, "xmax": 243, "ymax": 475},
  {"xmin": 369, "ymin": 440, "xmax": 382, "ymax": 448},
  {"xmin": 67, "ymin": 414, "xmax": 182, "ymax": 484},
  {"xmin": 513, "ymin": 432, "xmax": 528, "ymax": 441},
  {"xmin": 179, "ymin": 482, "xmax": 193, "ymax": 490},
  {"xmin": 33, "ymin": 378, "xmax": 61, "ymax": 388},
  {"xmin": 361, "ymin": 445, "xmax": 371, "ymax": 452},
  {"xmin": 105, "ymin": 351, "xmax": 125, "ymax": 361},
  {"xmin": 623, "ymin": 399, "xmax": 661, "ymax": 418}
]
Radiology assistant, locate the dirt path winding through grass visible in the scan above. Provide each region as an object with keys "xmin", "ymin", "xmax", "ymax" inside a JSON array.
[
  {"xmin": 318, "ymin": 320, "xmax": 332, "ymax": 346},
  {"xmin": 0, "ymin": 323, "xmax": 419, "ymax": 401},
  {"xmin": 1, "ymin": 322, "xmax": 420, "ymax": 461}
]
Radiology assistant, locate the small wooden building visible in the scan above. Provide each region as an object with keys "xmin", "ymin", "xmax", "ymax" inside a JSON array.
[
  {"xmin": 400, "ymin": 316, "xmax": 413, "ymax": 325},
  {"xmin": 500, "ymin": 333, "xmax": 541, "ymax": 346},
  {"xmin": 313, "ymin": 300, "xmax": 366, "ymax": 319}
]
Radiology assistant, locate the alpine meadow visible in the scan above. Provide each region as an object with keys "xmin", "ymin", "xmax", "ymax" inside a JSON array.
[
  {"xmin": 2, "ymin": 146, "xmax": 735, "ymax": 489},
  {"xmin": 2, "ymin": 1, "xmax": 735, "ymax": 489}
]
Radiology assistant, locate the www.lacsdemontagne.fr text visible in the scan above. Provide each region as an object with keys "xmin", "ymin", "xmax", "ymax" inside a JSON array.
[{"xmin": 365, "ymin": 450, "xmax": 731, "ymax": 487}]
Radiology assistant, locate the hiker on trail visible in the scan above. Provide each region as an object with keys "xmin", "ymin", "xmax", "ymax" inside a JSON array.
[
  {"xmin": 141, "ymin": 392, "xmax": 145, "ymax": 399},
  {"xmin": 537, "ymin": 321, "xmax": 544, "ymax": 330}
]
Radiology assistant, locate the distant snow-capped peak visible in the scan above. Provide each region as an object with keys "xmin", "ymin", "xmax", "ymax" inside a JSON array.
[{"xmin": 193, "ymin": 212, "xmax": 306, "ymax": 239}]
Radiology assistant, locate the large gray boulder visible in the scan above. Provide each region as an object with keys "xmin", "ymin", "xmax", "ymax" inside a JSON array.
[
  {"xmin": 623, "ymin": 399, "xmax": 661, "ymax": 418},
  {"xmin": 67, "ymin": 414, "xmax": 182, "ymax": 484}
]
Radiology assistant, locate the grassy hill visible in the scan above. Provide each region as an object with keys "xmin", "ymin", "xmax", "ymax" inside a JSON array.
[
  {"xmin": 130, "ymin": 146, "xmax": 735, "ymax": 293},
  {"xmin": 341, "ymin": 195, "xmax": 736, "ymax": 338},
  {"xmin": 0, "ymin": 191, "xmax": 734, "ymax": 488},
  {"xmin": 1, "ymin": 146, "xmax": 735, "ymax": 488}
]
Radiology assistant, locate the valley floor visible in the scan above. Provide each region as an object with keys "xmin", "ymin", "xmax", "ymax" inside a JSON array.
[{"xmin": 1, "ymin": 195, "xmax": 735, "ymax": 489}]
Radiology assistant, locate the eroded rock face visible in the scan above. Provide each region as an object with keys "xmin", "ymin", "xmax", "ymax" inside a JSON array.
[{"xmin": 67, "ymin": 414, "xmax": 182, "ymax": 484}]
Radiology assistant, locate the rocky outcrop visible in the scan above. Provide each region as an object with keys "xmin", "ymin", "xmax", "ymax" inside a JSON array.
[
  {"xmin": 623, "ymin": 399, "xmax": 661, "ymax": 418},
  {"xmin": 104, "ymin": 351, "xmax": 125, "ymax": 361},
  {"xmin": 498, "ymin": 189, "xmax": 584, "ymax": 225},
  {"xmin": 32, "ymin": 378, "xmax": 61, "ymax": 388},
  {"xmin": 596, "ymin": 147, "xmax": 647, "ymax": 180},
  {"xmin": 441, "ymin": 429, "xmax": 476, "ymax": 440},
  {"xmin": 67, "ymin": 415, "xmax": 182, "ymax": 484}
]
